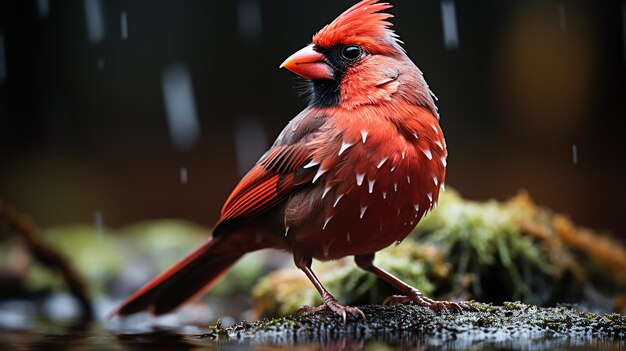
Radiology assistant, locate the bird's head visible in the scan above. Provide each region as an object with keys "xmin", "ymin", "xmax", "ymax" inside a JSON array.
[{"xmin": 280, "ymin": 0, "xmax": 434, "ymax": 112}]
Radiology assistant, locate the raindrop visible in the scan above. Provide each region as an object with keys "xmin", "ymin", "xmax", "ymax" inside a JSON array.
[
  {"xmin": 0, "ymin": 33, "xmax": 5, "ymax": 83},
  {"xmin": 236, "ymin": 0, "xmax": 263, "ymax": 46},
  {"xmin": 356, "ymin": 172, "xmax": 365, "ymax": 186},
  {"xmin": 303, "ymin": 159, "xmax": 319, "ymax": 168},
  {"xmin": 234, "ymin": 117, "xmax": 267, "ymax": 175},
  {"xmin": 440, "ymin": 0, "xmax": 459, "ymax": 50},
  {"xmin": 162, "ymin": 64, "xmax": 201, "ymax": 150},
  {"xmin": 623, "ymin": 3, "xmax": 626, "ymax": 65},
  {"xmin": 333, "ymin": 193, "xmax": 344, "ymax": 207},
  {"xmin": 312, "ymin": 167, "xmax": 327, "ymax": 183},
  {"xmin": 94, "ymin": 211, "xmax": 104, "ymax": 238},
  {"xmin": 338, "ymin": 141, "xmax": 354, "ymax": 156},
  {"xmin": 179, "ymin": 167, "xmax": 188, "ymax": 184},
  {"xmin": 37, "ymin": 0, "xmax": 50, "ymax": 19},
  {"xmin": 322, "ymin": 185, "xmax": 332, "ymax": 199},
  {"xmin": 422, "ymin": 148, "xmax": 433, "ymax": 160},
  {"xmin": 376, "ymin": 157, "xmax": 388, "ymax": 169},
  {"xmin": 83, "ymin": 0, "xmax": 105, "ymax": 44},
  {"xmin": 572, "ymin": 144, "xmax": 578, "ymax": 165},
  {"xmin": 368, "ymin": 179, "xmax": 375, "ymax": 193},
  {"xmin": 120, "ymin": 11, "xmax": 129, "ymax": 40},
  {"xmin": 360, "ymin": 205, "xmax": 367, "ymax": 219},
  {"xmin": 323, "ymin": 216, "xmax": 333, "ymax": 230},
  {"xmin": 558, "ymin": 4, "xmax": 567, "ymax": 32}
]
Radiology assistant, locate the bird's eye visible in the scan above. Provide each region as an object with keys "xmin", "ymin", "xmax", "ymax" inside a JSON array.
[{"xmin": 341, "ymin": 45, "xmax": 363, "ymax": 60}]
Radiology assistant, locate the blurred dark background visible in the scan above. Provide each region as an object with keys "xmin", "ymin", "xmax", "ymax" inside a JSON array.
[{"xmin": 0, "ymin": 0, "xmax": 624, "ymax": 238}]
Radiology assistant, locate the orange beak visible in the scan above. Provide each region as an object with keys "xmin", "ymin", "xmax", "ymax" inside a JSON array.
[{"xmin": 280, "ymin": 44, "xmax": 334, "ymax": 80}]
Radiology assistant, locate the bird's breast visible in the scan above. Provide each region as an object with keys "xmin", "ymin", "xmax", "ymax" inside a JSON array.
[{"xmin": 285, "ymin": 107, "xmax": 447, "ymax": 260}]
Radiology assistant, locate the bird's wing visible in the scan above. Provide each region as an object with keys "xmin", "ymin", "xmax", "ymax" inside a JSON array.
[{"xmin": 214, "ymin": 109, "xmax": 326, "ymax": 232}]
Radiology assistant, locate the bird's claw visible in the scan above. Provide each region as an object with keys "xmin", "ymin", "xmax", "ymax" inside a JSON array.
[
  {"xmin": 383, "ymin": 289, "xmax": 469, "ymax": 313},
  {"xmin": 297, "ymin": 297, "xmax": 366, "ymax": 323}
]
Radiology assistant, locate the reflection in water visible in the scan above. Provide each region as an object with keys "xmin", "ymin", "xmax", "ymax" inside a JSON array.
[{"xmin": 0, "ymin": 318, "xmax": 624, "ymax": 351}]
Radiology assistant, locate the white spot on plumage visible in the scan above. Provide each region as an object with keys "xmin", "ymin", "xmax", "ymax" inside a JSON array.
[
  {"xmin": 397, "ymin": 208, "xmax": 401, "ymax": 215},
  {"xmin": 401, "ymin": 150, "xmax": 406, "ymax": 160},
  {"xmin": 361, "ymin": 130, "xmax": 368, "ymax": 143},
  {"xmin": 323, "ymin": 244, "xmax": 330, "ymax": 257},
  {"xmin": 394, "ymin": 182, "xmax": 398, "ymax": 191},
  {"xmin": 368, "ymin": 179, "xmax": 375, "ymax": 193},
  {"xmin": 338, "ymin": 141, "xmax": 354, "ymax": 156},
  {"xmin": 346, "ymin": 232, "xmax": 351, "ymax": 242},
  {"xmin": 284, "ymin": 226, "xmax": 290, "ymax": 237},
  {"xmin": 376, "ymin": 157, "xmax": 389, "ymax": 169},
  {"xmin": 440, "ymin": 156, "xmax": 447, "ymax": 167},
  {"xmin": 413, "ymin": 133, "xmax": 419, "ymax": 140},
  {"xmin": 303, "ymin": 159, "xmax": 319, "ymax": 169},
  {"xmin": 390, "ymin": 165, "xmax": 396, "ymax": 172},
  {"xmin": 435, "ymin": 140, "xmax": 444, "ymax": 150},
  {"xmin": 323, "ymin": 216, "xmax": 333, "ymax": 230},
  {"xmin": 414, "ymin": 203, "xmax": 420, "ymax": 211},
  {"xmin": 427, "ymin": 192, "xmax": 433, "ymax": 202},
  {"xmin": 410, "ymin": 220, "xmax": 414, "ymax": 226},
  {"xmin": 422, "ymin": 148, "xmax": 433, "ymax": 160},
  {"xmin": 379, "ymin": 223, "xmax": 383, "ymax": 231},
  {"xmin": 312, "ymin": 167, "xmax": 327, "ymax": 183},
  {"xmin": 382, "ymin": 191, "xmax": 387, "ymax": 199},
  {"xmin": 431, "ymin": 123, "xmax": 439, "ymax": 134},
  {"xmin": 407, "ymin": 176, "xmax": 411, "ymax": 184},
  {"xmin": 333, "ymin": 193, "xmax": 344, "ymax": 207},
  {"xmin": 442, "ymin": 183, "xmax": 446, "ymax": 192},
  {"xmin": 433, "ymin": 175, "xmax": 439, "ymax": 186},
  {"xmin": 356, "ymin": 172, "xmax": 365, "ymax": 186},
  {"xmin": 322, "ymin": 185, "xmax": 332, "ymax": 199},
  {"xmin": 360, "ymin": 205, "xmax": 367, "ymax": 219}
]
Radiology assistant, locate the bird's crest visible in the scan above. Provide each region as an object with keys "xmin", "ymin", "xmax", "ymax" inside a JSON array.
[{"xmin": 312, "ymin": 0, "xmax": 403, "ymax": 56}]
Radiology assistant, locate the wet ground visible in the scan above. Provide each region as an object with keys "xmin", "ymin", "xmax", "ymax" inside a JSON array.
[{"xmin": 1, "ymin": 302, "xmax": 624, "ymax": 350}]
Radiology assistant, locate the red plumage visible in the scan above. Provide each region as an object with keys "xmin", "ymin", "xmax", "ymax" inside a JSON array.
[{"xmin": 113, "ymin": 0, "xmax": 466, "ymax": 321}]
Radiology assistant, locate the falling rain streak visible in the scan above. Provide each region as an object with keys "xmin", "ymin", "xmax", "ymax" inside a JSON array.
[
  {"xmin": 161, "ymin": 64, "xmax": 201, "ymax": 150},
  {"xmin": 83, "ymin": 0, "xmax": 105, "ymax": 44},
  {"xmin": 120, "ymin": 12, "xmax": 128, "ymax": 40},
  {"xmin": 37, "ymin": 0, "xmax": 50, "ymax": 19},
  {"xmin": 572, "ymin": 144, "xmax": 578, "ymax": 165},
  {"xmin": 236, "ymin": 0, "xmax": 263, "ymax": 45},
  {"xmin": 623, "ymin": 2, "xmax": 626, "ymax": 65},
  {"xmin": 94, "ymin": 211, "xmax": 104, "ymax": 238},
  {"xmin": 558, "ymin": 4, "xmax": 567, "ymax": 32},
  {"xmin": 0, "ymin": 32, "xmax": 6, "ymax": 83},
  {"xmin": 440, "ymin": 0, "xmax": 459, "ymax": 50},
  {"xmin": 234, "ymin": 117, "xmax": 268, "ymax": 176},
  {"xmin": 180, "ymin": 167, "xmax": 188, "ymax": 184}
]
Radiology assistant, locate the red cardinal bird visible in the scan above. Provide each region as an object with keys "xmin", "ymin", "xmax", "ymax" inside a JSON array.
[{"xmin": 114, "ymin": 0, "xmax": 466, "ymax": 321}]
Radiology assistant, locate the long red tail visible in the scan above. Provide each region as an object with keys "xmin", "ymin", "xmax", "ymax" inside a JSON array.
[{"xmin": 112, "ymin": 236, "xmax": 243, "ymax": 316}]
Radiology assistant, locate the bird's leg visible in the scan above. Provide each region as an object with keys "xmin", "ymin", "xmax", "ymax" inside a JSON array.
[
  {"xmin": 294, "ymin": 254, "xmax": 366, "ymax": 322},
  {"xmin": 355, "ymin": 253, "xmax": 468, "ymax": 313}
]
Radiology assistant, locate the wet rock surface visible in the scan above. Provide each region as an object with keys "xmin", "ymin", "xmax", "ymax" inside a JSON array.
[{"xmin": 192, "ymin": 302, "xmax": 625, "ymax": 350}]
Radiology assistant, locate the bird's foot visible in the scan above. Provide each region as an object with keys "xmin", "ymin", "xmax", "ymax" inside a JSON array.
[
  {"xmin": 297, "ymin": 295, "xmax": 366, "ymax": 323},
  {"xmin": 383, "ymin": 288, "xmax": 469, "ymax": 313}
]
